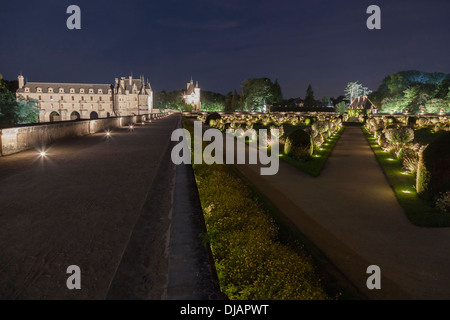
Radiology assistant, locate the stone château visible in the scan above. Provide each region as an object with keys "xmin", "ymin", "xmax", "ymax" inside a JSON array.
[{"xmin": 16, "ymin": 74, "xmax": 153, "ymax": 122}]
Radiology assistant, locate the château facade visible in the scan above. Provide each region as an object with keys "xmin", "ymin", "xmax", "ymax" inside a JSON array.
[
  {"xmin": 183, "ymin": 79, "xmax": 201, "ymax": 111},
  {"xmin": 16, "ymin": 75, "xmax": 153, "ymax": 122}
]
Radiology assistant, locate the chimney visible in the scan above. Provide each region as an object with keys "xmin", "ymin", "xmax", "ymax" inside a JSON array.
[
  {"xmin": 120, "ymin": 77, "xmax": 125, "ymax": 89},
  {"xmin": 115, "ymin": 78, "xmax": 119, "ymax": 86},
  {"xmin": 129, "ymin": 76, "xmax": 133, "ymax": 86},
  {"xmin": 18, "ymin": 74, "xmax": 25, "ymax": 89}
]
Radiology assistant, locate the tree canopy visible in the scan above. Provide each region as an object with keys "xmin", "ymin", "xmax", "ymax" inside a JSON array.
[
  {"xmin": 369, "ymin": 70, "xmax": 450, "ymax": 113},
  {"xmin": 0, "ymin": 74, "xmax": 39, "ymax": 126},
  {"xmin": 240, "ymin": 78, "xmax": 282, "ymax": 112}
]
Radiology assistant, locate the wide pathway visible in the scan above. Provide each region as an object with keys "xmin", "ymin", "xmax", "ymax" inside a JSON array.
[
  {"xmin": 234, "ymin": 126, "xmax": 450, "ymax": 299},
  {"xmin": 0, "ymin": 114, "xmax": 220, "ymax": 299}
]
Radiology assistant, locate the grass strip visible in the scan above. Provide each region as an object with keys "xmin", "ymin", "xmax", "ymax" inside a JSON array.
[
  {"xmin": 280, "ymin": 127, "xmax": 345, "ymax": 177},
  {"xmin": 362, "ymin": 127, "xmax": 450, "ymax": 227}
]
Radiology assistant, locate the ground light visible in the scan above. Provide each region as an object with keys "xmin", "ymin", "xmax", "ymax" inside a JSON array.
[{"xmin": 39, "ymin": 151, "xmax": 46, "ymax": 157}]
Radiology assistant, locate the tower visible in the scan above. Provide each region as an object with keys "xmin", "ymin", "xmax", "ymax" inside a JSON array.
[
  {"xmin": 18, "ymin": 74, "xmax": 24, "ymax": 89},
  {"xmin": 183, "ymin": 78, "xmax": 201, "ymax": 111}
]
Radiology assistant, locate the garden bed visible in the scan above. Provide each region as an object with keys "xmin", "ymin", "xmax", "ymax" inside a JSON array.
[
  {"xmin": 280, "ymin": 126, "xmax": 345, "ymax": 177},
  {"xmin": 363, "ymin": 126, "xmax": 450, "ymax": 227},
  {"xmin": 183, "ymin": 118, "xmax": 329, "ymax": 300}
]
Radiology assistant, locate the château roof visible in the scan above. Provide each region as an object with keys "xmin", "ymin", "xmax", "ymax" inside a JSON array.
[
  {"xmin": 18, "ymin": 82, "xmax": 112, "ymax": 94},
  {"xmin": 185, "ymin": 79, "xmax": 198, "ymax": 95},
  {"xmin": 348, "ymin": 96, "xmax": 377, "ymax": 110},
  {"xmin": 16, "ymin": 75, "xmax": 152, "ymax": 94}
]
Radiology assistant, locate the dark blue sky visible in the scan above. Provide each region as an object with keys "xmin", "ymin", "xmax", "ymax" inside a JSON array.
[{"xmin": 1, "ymin": 0, "xmax": 449, "ymax": 99}]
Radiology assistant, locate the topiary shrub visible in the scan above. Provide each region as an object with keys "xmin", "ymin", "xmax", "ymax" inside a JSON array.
[
  {"xmin": 312, "ymin": 121, "xmax": 329, "ymax": 134},
  {"xmin": 205, "ymin": 112, "xmax": 222, "ymax": 126},
  {"xmin": 284, "ymin": 129, "xmax": 313, "ymax": 161},
  {"xmin": 384, "ymin": 127, "xmax": 414, "ymax": 146},
  {"xmin": 417, "ymin": 132, "xmax": 450, "ymax": 203},
  {"xmin": 377, "ymin": 131, "xmax": 388, "ymax": 148}
]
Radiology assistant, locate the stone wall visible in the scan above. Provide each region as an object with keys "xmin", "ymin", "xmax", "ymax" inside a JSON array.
[{"xmin": 0, "ymin": 114, "xmax": 163, "ymax": 156}]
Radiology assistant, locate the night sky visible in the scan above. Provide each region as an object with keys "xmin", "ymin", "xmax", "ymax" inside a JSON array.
[{"xmin": 1, "ymin": 0, "xmax": 449, "ymax": 99}]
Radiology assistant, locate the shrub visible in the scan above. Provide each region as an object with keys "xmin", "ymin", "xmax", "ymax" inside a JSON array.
[
  {"xmin": 417, "ymin": 132, "xmax": 450, "ymax": 202},
  {"xmin": 435, "ymin": 192, "xmax": 450, "ymax": 213},
  {"xmin": 312, "ymin": 134, "xmax": 324, "ymax": 149},
  {"xmin": 400, "ymin": 146, "xmax": 421, "ymax": 174},
  {"xmin": 384, "ymin": 127, "xmax": 414, "ymax": 145},
  {"xmin": 193, "ymin": 163, "xmax": 327, "ymax": 300},
  {"xmin": 206, "ymin": 112, "xmax": 222, "ymax": 126},
  {"xmin": 417, "ymin": 117, "xmax": 429, "ymax": 128},
  {"xmin": 284, "ymin": 129, "xmax": 313, "ymax": 161},
  {"xmin": 312, "ymin": 121, "xmax": 329, "ymax": 134},
  {"xmin": 377, "ymin": 132, "xmax": 388, "ymax": 148}
]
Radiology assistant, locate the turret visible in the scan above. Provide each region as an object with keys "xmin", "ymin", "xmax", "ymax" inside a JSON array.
[{"xmin": 18, "ymin": 74, "xmax": 24, "ymax": 89}]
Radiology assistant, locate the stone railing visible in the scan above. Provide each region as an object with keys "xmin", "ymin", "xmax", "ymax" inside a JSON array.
[{"xmin": 0, "ymin": 113, "xmax": 166, "ymax": 156}]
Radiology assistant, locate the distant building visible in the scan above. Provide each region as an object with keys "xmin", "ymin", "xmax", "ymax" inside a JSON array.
[
  {"xmin": 16, "ymin": 74, "xmax": 153, "ymax": 122},
  {"xmin": 348, "ymin": 96, "xmax": 378, "ymax": 113},
  {"xmin": 183, "ymin": 78, "xmax": 201, "ymax": 111}
]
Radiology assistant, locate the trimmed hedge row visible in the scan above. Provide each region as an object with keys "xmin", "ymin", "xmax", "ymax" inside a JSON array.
[{"xmin": 417, "ymin": 133, "xmax": 450, "ymax": 205}]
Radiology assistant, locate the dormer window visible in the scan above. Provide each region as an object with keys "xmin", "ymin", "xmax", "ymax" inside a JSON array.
[
  {"xmin": 25, "ymin": 88, "xmax": 30, "ymax": 92},
  {"xmin": 89, "ymin": 89, "xmax": 94, "ymax": 93},
  {"xmin": 70, "ymin": 88, "xmax": 75, "ymax": 93},
  {"xmin": 48, "ymin": 88, "xmax": 54, "ymax": 93},
  {"xmin": 108, "ymin": 89, "xmax": 112, "ymax": 94},
  {"xmin": 80, "ymin": 89, "xmax": 85, "ymax": 93},
  {"xmin": 37, "ymin": 88, "xmax": 42, "ymax": 93},
  {"xmin": 59, "ymin": 88, "xmax": 64, "ymax": 93},
  {"xmin": 98, "ymin": 89, "xmax": 103, "ymax": 94}
]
